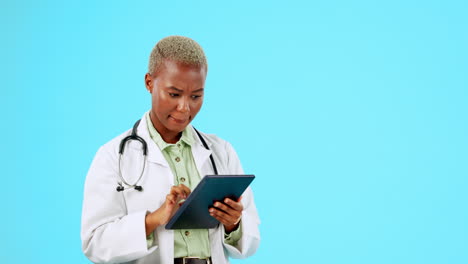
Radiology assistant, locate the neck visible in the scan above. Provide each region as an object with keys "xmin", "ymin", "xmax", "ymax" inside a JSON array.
[{"xmin": 161, "ymin": 133, "xmax": 181, "ymax": 144}]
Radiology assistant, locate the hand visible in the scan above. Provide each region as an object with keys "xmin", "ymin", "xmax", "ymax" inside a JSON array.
[
  {"xmin": 145, "ymin": 184, "xmax": 191, "ymax": 236},
  {"xmin": 209, "ymin": 197, "xmax": 243, "ymax": 233}
]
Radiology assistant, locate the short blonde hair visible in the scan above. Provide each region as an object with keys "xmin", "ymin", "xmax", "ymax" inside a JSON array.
[{"xmin": 148, "ymin": 35, "xmax": 207, "ymax": 75}]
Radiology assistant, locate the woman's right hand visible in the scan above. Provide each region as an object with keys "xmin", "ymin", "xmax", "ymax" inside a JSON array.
[{"xmin": 145, "ymin": 184, "xmax": 191, "ymax": 236}]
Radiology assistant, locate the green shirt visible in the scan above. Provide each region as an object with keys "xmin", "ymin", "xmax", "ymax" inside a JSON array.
[{"xmin": 145, "ymin": 113, "xmax": 241, "ymax": 257}]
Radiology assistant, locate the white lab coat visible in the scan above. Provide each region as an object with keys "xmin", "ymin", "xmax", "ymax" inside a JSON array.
[{"xmin": 81, "ymin": 113, "xmax": 260, "ymax": 264}]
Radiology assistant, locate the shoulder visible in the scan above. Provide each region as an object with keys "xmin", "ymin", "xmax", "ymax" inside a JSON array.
[
  {"xmin": 191, "ymin": 127, "xmax": 233, "ymax": 152},
  {"xmin": 98, "ymin": 114, "xmax": 149, "ymax": 154},
  {"xmin": 190, "ymin": 126, "xmax": 243, "ymax": 171},
  {"xmin": 103, "ymin": 128, "xmax": 132, "ymax": 149},
  {"xmin": 94, "ymin": 128, "xmax": 133, "ymax": 161}
]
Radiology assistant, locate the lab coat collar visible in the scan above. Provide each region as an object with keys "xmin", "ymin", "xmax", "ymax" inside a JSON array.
[{"xmin": 189, "ymin": 125, "xmax": 213, "ymax": 174}]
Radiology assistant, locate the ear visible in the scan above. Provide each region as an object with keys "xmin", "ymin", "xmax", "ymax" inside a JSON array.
[{"xmin": 144, "ymin": 73, "xmax": 154, "ymax": 93}]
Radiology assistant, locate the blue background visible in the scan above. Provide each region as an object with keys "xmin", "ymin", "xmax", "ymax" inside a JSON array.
[{"xmin": 2, "ymin": 0, "xmax": 467, "ymax": 263}]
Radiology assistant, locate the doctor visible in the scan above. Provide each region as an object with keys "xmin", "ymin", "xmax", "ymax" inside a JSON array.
[{"xmin": 81, "ymin": 36, "xmax": 260, "ymax": 264}]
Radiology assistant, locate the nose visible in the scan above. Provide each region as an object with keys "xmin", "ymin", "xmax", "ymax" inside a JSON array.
[{"xmin": 176, "ymin": 97, "xmax": 190, "ymax": 113}]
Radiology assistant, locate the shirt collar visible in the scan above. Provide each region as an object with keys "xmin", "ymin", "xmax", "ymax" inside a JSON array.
[{"xmin": 145, "ymin": 112, "xmax": 195, "ymax": 150}]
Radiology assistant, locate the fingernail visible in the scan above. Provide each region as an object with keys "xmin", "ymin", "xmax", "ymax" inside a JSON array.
[{"xmin": 209, "ymin": 208, "xmax": 214, "ymax": 212}]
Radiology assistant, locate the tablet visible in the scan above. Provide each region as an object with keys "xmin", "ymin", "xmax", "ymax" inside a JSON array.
[{"xmin": 165, "ymin": 174, "xmax": 255, "ymax": 229}]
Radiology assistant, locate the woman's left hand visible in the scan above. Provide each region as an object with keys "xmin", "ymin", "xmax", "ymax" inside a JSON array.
[{"xmin": 209, "ymin": 197, "xmax": 243, "ymax": 233}]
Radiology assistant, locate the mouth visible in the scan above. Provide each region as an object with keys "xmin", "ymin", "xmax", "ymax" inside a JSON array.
[{"xmin": 169, "ymin": 115, "xmax": 189, "ymax": 124}]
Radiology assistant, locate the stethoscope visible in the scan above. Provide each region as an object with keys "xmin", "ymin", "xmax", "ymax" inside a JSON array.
[{"xmin": 116, "ymin": 119, "xmax": 218, "ymax": 192}]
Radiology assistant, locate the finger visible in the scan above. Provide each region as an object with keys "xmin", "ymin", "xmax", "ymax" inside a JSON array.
[
  {"xmin": 210, "ymin": 206, "xmax": 239, "ymax": 224},
  {"xmin": 166, "ymin": 194, "xmax": 178, "ymax": 204},
  {"xmin": 169, "ymin": 187, "xmax": 181, "ymax": 197},
  {"xmin": 209, "ymin": 207, "xmax": 233, "ymax": 225},
  {"xmin": 209, "ymin": 212, "xmax": 225, "ymax": 225},
  {"xmin": 213, "ymin": 201, "xmax": 240, "ymax": 217},
  {"xmin": 223, "ymin": 198, "xmax": 244, "ymax": 211},
  {"xmin": 212, "ymin": 213, "xmax": 230, "ymax": 226},
  {"xmin": 170, "ymin": 186, "xmax": 185, "ymax": 197},
  {"xmin": 178, "ymin": 184, "xmax": 191, "ymax": 196},
  {"xmin": 170, "ymin": 186, "xmax": 189, "ymax": 199},
  {"xmin": 173, "ymin": 184, "xmax": 191, "ymax": 198}
]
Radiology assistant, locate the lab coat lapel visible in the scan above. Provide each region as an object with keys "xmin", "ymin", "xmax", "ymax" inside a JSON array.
[{"xmin": 190, "ymin": 127, "xmax": 212, "ymax": 176}]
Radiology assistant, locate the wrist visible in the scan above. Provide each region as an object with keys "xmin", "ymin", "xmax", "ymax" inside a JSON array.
[
  {"xmin": 145, "ymin": 212, "xmax": 160, "ymax": 236},
  {"xmin": 224, "ymin": 222, "xmax": 239, "ymax": 234}
]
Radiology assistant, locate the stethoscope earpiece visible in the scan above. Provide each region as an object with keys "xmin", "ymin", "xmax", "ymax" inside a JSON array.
[
  {"xmin": 116, "ymin": 185, "xmax": 124, "ymax": 192},
  {"xmin": 134, "ymin": 186, "xmax": 143, "ymax": 192}
]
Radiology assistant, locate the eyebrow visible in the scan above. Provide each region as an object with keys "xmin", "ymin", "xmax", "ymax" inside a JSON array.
[{"xmin": 168, "ymin": 87, "xmax": 204, "ymax": 93}]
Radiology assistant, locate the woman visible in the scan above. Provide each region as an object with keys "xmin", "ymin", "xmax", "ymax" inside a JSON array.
[{"xmin": 81, "ymin": 36, "xmax": 260, "ymax": 264}]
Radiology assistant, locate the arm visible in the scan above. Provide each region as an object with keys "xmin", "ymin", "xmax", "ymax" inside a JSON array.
[
  {"xmin": 81, "ymin": 146, "xmax": 190, "ymax": 263},
  {"xmin": 145, "ymin": 185, "xmax": 190, "ymax": 236},
  {"xmin": 81, "ymin": 146, "xmax": 154, "ymax": 263}
]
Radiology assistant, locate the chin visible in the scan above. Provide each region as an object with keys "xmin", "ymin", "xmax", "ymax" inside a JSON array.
[
  {"xmin": 167, "ymin": 123, "xmax": 189, "ymax": 133},
  {"xmin": 170, "ymin": 118, "xmax": 192, "ymax": 129}
]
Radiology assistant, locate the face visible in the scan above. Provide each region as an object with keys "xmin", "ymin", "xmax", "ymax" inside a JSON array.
[{"xmin": 145, "ymin": 59, "xmax": 207, "ymax": 143}]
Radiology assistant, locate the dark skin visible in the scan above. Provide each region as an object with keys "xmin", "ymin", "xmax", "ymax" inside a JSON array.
[{"xmin": 143, "ymin": 59, "xmax": 243, "ymax": 235}]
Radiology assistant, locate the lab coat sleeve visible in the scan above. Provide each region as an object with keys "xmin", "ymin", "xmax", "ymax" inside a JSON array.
[
  {"xmin": 81, "ymin": 146, "xmax": 157, "ymax": 263},
  {"xmin": 221, "ymin": 141, "xmax": 260, "ymax": 259}
]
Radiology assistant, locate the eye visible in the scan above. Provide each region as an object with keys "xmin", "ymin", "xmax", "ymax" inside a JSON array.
[
  {"xmin": 191, "ymin": 95, "xmax": 202, "ymax": 99},
  {"xmin": 169, "ymin": 93, "xmax": 180, "ymax": 97}
]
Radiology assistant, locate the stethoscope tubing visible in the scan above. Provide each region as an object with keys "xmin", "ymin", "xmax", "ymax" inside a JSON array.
[
  {"xmin": 118, "ymin": 153, "xmax": 147, "ymax": 189},
  {"xmin": 116, "ymin": 119, "xmax": 217, "ymax": 192}
]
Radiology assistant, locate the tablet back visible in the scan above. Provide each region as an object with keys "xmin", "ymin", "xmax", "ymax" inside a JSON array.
[{"xmin": 165, "ymin": 174, "xmax": 255, "ymax": 229}]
